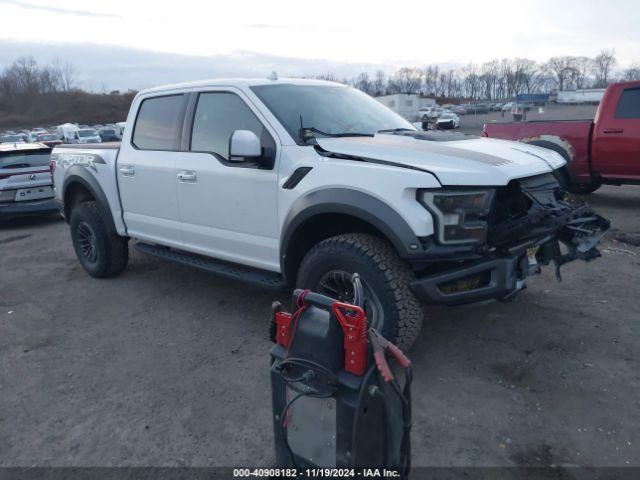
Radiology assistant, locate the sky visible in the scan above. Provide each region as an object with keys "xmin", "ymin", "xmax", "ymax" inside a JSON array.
[{"xmin": 0, "ymin": 0, "xmax": 638, "ymax": 89}]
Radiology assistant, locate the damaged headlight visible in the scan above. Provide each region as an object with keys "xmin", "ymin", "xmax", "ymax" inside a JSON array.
[{"xmin": 419, "ymin": 189, "xmax": 495, "ymax": 245}]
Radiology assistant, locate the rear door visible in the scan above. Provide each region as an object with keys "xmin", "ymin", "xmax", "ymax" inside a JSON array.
[
  {"xmin": 592, "ymin": 86, "xmax": 640, "ymax": 179},
  {"xmin": 117, "ymin": 93, "xmax": 187, "ymax": 247}
]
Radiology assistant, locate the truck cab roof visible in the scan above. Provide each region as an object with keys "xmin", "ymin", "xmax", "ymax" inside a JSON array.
[{"xmin": 138, "ymin": 77, "xmax": 346, "ymax": 96}]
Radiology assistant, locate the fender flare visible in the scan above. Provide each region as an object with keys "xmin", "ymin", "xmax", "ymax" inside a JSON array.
[
  {"xmin": 280, "ymin": 188, "xmax": 425, "ymax": 280},
  {"xmin": 62, "ymin": 166, "xmax": 118, "ymax": 235}
]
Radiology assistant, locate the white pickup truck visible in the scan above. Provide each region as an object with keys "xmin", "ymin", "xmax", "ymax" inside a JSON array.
[{"xmin": 51, "ymin": 77, "xmax": 609, "ymax": 348}]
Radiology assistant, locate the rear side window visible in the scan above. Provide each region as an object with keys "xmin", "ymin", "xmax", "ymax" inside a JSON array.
[
  {"xmin": 615, "ymin": 88, "xmax": 640, "ymax": 119},
  {"xmin": 190, "ymin": 92, "xmax": 273, "ymax": 161},
  {"xmin": 132, "ymin": 94, "xmax": 185, "ymax": 150}
]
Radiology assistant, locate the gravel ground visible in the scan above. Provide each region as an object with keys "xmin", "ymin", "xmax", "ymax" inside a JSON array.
[{"xmin": 1, "ymin": 183, "xmax": 638, "ymax": 469}]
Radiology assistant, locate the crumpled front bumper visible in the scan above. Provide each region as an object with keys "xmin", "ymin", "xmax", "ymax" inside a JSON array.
[
  {"xmin": 410, "ymin": 175, "xmax": 610, "ymax": 306},
  {"xmin": 410, "ymin": 256, "xmax": 520, "ymax": 305}
]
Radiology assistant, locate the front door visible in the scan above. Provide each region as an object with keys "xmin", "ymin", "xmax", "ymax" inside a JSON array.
[
  {"xmin": 117, "ymin": 93, "xmax": 187, "ymax": 247},
  {"xmin": 175, "ymin": 90, "xmax": 280, "ymax": 272}
]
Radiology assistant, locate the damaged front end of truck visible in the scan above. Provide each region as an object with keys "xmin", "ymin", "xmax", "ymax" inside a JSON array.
[{"xmin": 411, "ymin": 173, "xmax": 610, "ymax": 305}]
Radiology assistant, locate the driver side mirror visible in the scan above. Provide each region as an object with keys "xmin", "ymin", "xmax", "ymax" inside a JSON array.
[{"xmin": 229, "ymin": 130, "xmax": 261, "ymax": 162}]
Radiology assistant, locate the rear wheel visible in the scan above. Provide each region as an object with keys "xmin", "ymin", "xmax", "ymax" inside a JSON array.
[
  {"xmin": 296, "ymin": 233, "xmax": 424, "ymax": 350},
  {"xmin": 69, "ymin": 201, "xmax": 128, "ymax": 278}
]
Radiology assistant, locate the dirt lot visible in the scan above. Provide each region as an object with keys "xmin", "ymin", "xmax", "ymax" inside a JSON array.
[{"xmin": 1, "ymin": 182, "xmax": 639, "ymax": 469}]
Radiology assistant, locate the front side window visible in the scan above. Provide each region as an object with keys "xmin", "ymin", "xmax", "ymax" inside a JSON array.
[
  {"xmin": 190, "ymin": 92, "xmax": 273, "ymax": 162},
  {"xmin": 250, "ymin": 84, "xmax": 415, "ymax": 143},
  {"xmin": 133, "ymin": 94, "xmax": 185, "ymax": 150},
  {"xmin": 615, "ymin": 88, "xmax": 640, "ymax": 119}
]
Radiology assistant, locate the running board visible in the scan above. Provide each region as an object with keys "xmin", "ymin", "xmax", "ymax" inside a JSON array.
[{"xmin": 134, "ymin": 242, "xmax": 288, "ymax": 290}]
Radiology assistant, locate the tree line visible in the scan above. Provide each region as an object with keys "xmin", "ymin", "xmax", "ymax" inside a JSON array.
[
  {"xmin": 319, "ymin": 50, "xmax": 640, "ymax": 101},
  {"xmin": 0, "ymin": 57, "xmax": 134, "ymax": 129},
  {"xmin": 1, "ymin": 50, "xmax": 640, "ymax": 128}
]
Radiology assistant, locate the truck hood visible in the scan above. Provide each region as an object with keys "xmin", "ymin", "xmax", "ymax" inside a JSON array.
[{"xmin": 316, "ymin": 133, "xmax": 566, "ymax": 186}]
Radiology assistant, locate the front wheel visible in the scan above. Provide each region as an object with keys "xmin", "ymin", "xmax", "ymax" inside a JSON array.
[{"xmin": 296, "ymin": 233, "xmax": 424, "ymax": 350}]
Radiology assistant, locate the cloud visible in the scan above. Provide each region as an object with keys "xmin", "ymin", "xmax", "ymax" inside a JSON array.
[
  {"xmin": 0, "ymin": 0, "xmax": 121, "ymax": 18},
  {"xmin": 245, "ymin": 23, "xmax": 346, "ymax": 33}
]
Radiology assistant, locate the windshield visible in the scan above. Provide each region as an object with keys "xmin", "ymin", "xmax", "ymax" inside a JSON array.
[
  {"xmin": 250, "ymin": 84, "xmax": 415, "ymax": 142},
  {"xmin": 78, "ymin": 129, "xmax": 96, "ymax": 137},
  {"xmin": 0, "ymin": 151, "xmax": 50, "ymax": 169},
  {"xmin": 440, "ymin": 113, "xmax": 454, "ymax": 119},
  {"xmin": 101, "ymin": 129, "xmax": 115, "ymax": 135}
]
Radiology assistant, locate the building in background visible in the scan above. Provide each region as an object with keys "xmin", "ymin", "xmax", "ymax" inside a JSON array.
[{"xmin": 375, "ymin": 94, "xmax": 436, "ymax": 121}]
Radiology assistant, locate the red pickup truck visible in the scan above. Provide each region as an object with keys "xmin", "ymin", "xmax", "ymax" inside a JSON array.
[{"xmin": 483, "ymin": 80, "xmax": 640, "ymax": 194}]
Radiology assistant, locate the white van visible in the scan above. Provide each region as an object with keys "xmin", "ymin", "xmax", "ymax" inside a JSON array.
[{"xmin": 56, "ymin": 123, "xmax": 80, "ymax": 143}]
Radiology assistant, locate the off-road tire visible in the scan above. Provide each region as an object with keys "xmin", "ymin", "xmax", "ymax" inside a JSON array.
[
  {"xmin": 296, "ymin": 233, "xmax": 424, "ymax": 350},
  {"xmin": 69, "ymin": 201, "xmax": 128, "ymax": 278}
]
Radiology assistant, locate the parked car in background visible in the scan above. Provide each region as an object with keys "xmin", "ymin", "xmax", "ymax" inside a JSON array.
[
  {"xmin": 418, "ymin": 106, "xmax": 441, "ymax": 121},
  {"xmin": 57, "ymin": 123, "xmax": 80, "ymax": 143},
  {"xmin": 491, "ymin": 103, "xmax": 503, "ymax": 111},
  {"xmin": 114, "ymin": 122, "xmax": 126, "ymax": 139},
  {"xmin": 35, "ymin": 133, "xmax": 63, "ymax": 148},
  {"xmin": 96, "ymin": 127, "xmax": 120, "ymax": 142},
  {"xmin": 74, "ymin": 129, "xmax": 102, "ymax": 144},
  {"xmin": 27, "ymin": 130, "xmax": 50, "ymax": 142},
  {"xmin": 466, "ymin": 103, "xmax": 490, "ymax": 114},
  {"xmin": 483, "ymin": 80, "xmax": 640, "ymax": 194},
  {"xmin": 0, "ymin": 134, "xmax": 25, "ymax": 144},
  {"xmin": 501, "ymin": 102, "xmax": 515, "ymax": 111},
  {"xmin": 0, "ymin": 142, "xmax": 57, "ymax": 221},
  {"xmin": 436, "ymin": 112, "xmax": 460, "ymax": 129}
]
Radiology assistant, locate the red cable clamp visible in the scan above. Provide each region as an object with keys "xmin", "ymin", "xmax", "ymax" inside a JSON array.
[
  {"xmin": 274, "ymin": 310, "xmax": 293, "ymax": 347},
  {"xmin": 332, "ymin": 301, "xmax": 367, "ymax": 376}
]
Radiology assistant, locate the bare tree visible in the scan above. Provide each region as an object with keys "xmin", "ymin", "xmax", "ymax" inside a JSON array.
[
  {"xmin": 567, "ymin": 56, "xmax": 592, "ymax": 89},
  {"xmin": 592, "ymin": 49, "xmax": 617, "ymax": 87},
  {"xmin": 623, "ymin": 61, "xmax": 640, "ymax": 81},
  {"xmin": 388, "ymin": 67, "xmax": 423, "ymax": 94},
  {"xmin": 373, "ymin": 70, "xmax": 386, "ymax": 96},
  {"xmin": 546, "ymin": 56, "xmax": 574, "ymax": 91},
  {"xmin": 52, "ymin": 57, "xmax": 79, "ymax": 92},
  {"xmin": 354, "ymin": 72, "xmax": 373, "ymax": 95}
]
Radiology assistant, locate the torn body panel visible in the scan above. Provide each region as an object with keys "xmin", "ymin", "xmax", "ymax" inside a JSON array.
[{"xmin": 411, "ymin": 173, "xmax": 609, "ymax": 305}]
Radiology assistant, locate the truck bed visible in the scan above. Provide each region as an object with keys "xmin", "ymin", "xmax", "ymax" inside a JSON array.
[{"xmin": 483, "ymin": 120, "xmax": 594, "ymax": 182}]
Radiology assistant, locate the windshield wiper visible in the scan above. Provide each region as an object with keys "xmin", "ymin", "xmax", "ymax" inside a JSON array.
[
  {"xmin": 377, "ymin": 128, "xmax": 417, "ymax": 134},
  {"xmin": 299, "ymin": 126, "xmax": 373, "ymax": 144}
]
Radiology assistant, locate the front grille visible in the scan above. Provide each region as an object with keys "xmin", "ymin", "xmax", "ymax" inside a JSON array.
[
  {"xmin": 487, "ymin": 174, "xmax": 560, "ymax": 249},
  {"xmin": 492, "ymin": 180, "xmax": 532, "ymax": 225}
]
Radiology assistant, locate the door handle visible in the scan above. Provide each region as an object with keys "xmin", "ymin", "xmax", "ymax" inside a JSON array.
[
  {"xmin": 177, "ymin": 171, "xmax": 197, "ymax": 182},
  {"xmin": 119, "ymin": 165, "xmax": 135, "ymax": 177},
  {"xmin": 603, "ymin": 128, "xmax": 623, "ymax": 134}
]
